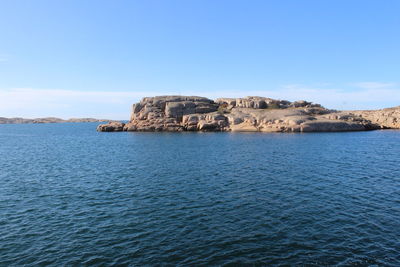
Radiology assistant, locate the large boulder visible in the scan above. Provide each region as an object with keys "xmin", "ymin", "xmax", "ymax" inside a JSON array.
[
  {"xmin": 126, "ymin": 96, "xmax": 218, "ymax": 131},
  {"xmin": 97, "ymin": 122, "xmax": 125, "ymax": 132}
]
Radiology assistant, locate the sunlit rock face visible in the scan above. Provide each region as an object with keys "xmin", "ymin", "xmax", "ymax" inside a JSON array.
[
  {"xmin": 125, "ymin": 96, "xmax": 220, "ymax": 132},
  {"xmin": 97, "ymin": 95, "xmax": 400, "ymax": 132},
  {"xmin": 350, "ymin": 106, "xmax": 400, "ymax": 129}
]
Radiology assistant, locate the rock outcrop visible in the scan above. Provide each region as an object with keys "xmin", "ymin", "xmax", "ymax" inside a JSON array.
[
  {"xmin": 350, "ymin": 107, "xmax": 400, "ymax": 129},
  {"xmin": 124, "ymin": 96, "xmax": 220, "ymax": 132},
  {"xmin": 215, "ymin": 96, "xmax": 320, "ymax": 109},
  {"xmin": 96, "ymin": 121, "xmax": 125, "ymax": 132},
  {"xmin": 97, "ymin": 95, "xmax": 400, "ymax": 132}
]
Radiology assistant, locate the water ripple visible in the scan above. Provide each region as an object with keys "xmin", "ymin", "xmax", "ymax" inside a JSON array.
[{"xmin": 0, "ymin": 124, "xmax": 399, "ymax": 265}]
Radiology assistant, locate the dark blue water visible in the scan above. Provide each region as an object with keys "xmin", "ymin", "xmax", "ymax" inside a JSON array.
[{"xmin": 0, "ymin": 123, "xmax": 399, "ymax": 266}]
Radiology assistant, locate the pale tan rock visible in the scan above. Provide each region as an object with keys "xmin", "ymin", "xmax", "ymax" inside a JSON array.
[
  {"xmin": 97, "ymin": 122, "xmax": 125, "ymax": 132},
  {"xmin": 98, "ymin": 95, "xmax": 399, "ymax": 133},
  {"xmin": 259, "ymin": 125, "xmax": 284, "ymax": 132},
  {"xmin": 230, "ymin": 122, "xmax": 259, "ymax": 132},
  {"xmin": 198, "ymin": 120, "xmax": 219, "ymax": 131},
  {"xmin": 123, "ymin": 122, "xmax": 137, "ymax": 131},
  {"xmin": 350, "ymin": 107, "xmax": 400, "ymax": 129},
  {"xmin": 300, "ymin": 120, "xmax": 366, "ymax": 132}
]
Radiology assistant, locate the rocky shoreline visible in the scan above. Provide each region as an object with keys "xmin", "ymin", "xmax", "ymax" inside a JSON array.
[{"xmin": 97, "ymin": 96, "xmax": 400, "ymax": 132}]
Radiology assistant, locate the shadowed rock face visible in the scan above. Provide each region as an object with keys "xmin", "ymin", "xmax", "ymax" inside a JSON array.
[
  {"xmin": 96, "ymin": 121, "xmax": 125, "ymax": 132},
  {"xmin": 97, "ymin": 95, "xmax": 399, "ymax": 132}
]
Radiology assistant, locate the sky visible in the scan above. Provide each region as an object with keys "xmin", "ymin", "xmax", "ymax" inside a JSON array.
[{"xmin": 0, "ymin": 0, "xmax": 399, "ymax": 119}]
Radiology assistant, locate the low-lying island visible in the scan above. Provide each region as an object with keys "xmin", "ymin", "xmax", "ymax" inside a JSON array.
[{"xmin": 97, "ymin": 95, "xmax": 400, "ymax": 132}]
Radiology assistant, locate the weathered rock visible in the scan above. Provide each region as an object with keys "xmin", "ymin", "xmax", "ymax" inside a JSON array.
[
  {"xmin": 215, "ymin": 98, "xmax": 236, "ymax": 108},
  {"xmin": 96, "ymin": 95, "xmax": 400, "ymax": 133},
  {"xmin": 198, "ymin": 120, "xmax": 219, "ymax": 131},
  {"xmin": 123, "ymin": 122, "xmax": 137, "ymax": 131},
  {"xmin": 124, "ymin": 96, "xmax": 219, "ymax": 131},
  {"xmin": 230, "ymin": 121, "xmax": 259, "ymax": 132},
  {"xmin": 350, "ymin": 107, "xmax": 400, "ymax": 129},
  {"xmin": 290, "ymin": 100, "xmax": 321, "ymax": 108},
  {"xmin": 97, "ymin": 122, "xmax": 125, "ymax": 132},
  {"xmin": 300, "ymin": 121, "xmax": 366, "ymax": 132}
]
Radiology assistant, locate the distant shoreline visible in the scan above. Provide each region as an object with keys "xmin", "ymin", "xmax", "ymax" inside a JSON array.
[{"xmin": 0, "ymin": 117, "xmax": 116, "ymax": 124}]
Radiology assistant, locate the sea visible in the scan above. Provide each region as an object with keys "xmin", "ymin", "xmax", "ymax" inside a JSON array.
[{"xmin": 0, "ymin": 123, "xmax": 399, "ymax": 266}]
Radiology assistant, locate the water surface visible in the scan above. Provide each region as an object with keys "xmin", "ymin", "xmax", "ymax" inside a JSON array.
[{"xmin": 0, "ymin": 123, "xmax": 399, "ymax": 265}]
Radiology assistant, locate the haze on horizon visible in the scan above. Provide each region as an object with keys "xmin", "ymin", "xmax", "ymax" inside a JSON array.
[{"xmin": 0, "ymin": 0, "xmax": 399, "ymax": 120}]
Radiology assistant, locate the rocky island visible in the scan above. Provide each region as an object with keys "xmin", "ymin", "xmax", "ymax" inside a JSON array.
[{"xmin": 97, "ymin": 96, "xmax": 400, "ymax": 132}]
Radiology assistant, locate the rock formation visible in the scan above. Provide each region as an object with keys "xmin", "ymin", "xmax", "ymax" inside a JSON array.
[
  {"xmin": 122, "ymin": 96, "xmax": 219, "ymax": 131},
  {"xmin": 97, "ymin": 95, "xmax": 400, "ymax": 132},
  {"xmin": 350, "ymin": 107, "xmax": 400, "ymax": 129}
]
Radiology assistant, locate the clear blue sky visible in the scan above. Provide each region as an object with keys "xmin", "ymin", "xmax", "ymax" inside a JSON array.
[{"xmin": 0, "ymin": 0, "xmax": 399, "ymax": 119}]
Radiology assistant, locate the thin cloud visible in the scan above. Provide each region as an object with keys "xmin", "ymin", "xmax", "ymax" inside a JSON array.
[
  {"xmin": 205, "ymin": 83, "xmax": 400, "ymax": 110},
  {"xmin": 0, "ymin": 85, "xmax": 399, "ymax": 119},
  {"xmin": 0, "ymin": 54, "xmax": 9, "ymax": 62},
  {"xmin": 275, "ymin": 84, "xmax": 400, "ymax": 110},
  {"xmin": 0, "ymin": 88, "xmax": 166, "ymax": 119},
  {"xmin": 353, "ymin": 82, "xmax": 397, "ymax": 89}
]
